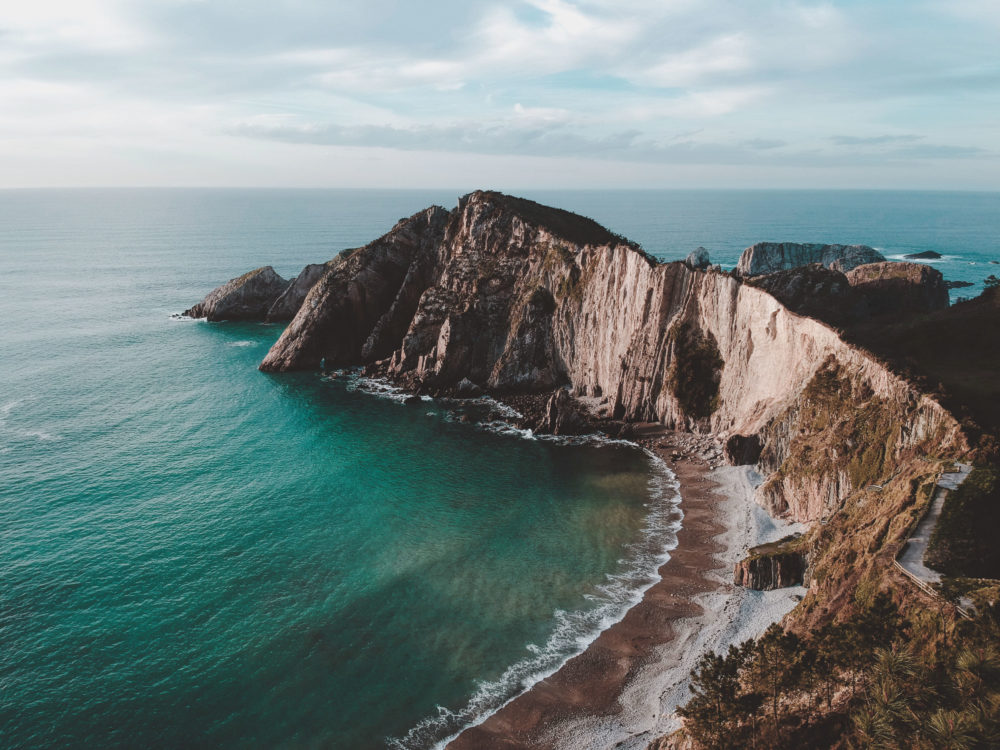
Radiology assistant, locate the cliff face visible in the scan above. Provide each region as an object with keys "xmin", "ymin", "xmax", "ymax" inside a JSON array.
[
  {"xmin": 199, "ymin": 191, "xmax": 967, "ymax": 525},
  {"xmin": 259, "ymin": 206, "xmax": 450, "ymax": 371},
  {"xmin": 735, "ymin": 242, "xmax": 885, "ymax": 277}
]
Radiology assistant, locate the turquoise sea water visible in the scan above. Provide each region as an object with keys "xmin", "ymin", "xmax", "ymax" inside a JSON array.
[{"xmin": 1, "ymin": 189, "xmax": 998, "ymax": 749}]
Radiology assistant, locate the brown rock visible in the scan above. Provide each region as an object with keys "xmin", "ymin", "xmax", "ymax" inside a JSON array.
[{"xmin": 184, "ymin": 266, "xmax": 288, "ymax": 321}]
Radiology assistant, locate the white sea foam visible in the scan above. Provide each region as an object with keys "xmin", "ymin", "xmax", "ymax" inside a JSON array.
[
  {"xmin": 387, "ymin": 448, "xmax": 682, "ymax": 750},
  {"xmin": 169, "ymin": 312, "xmax": 202, "ymax": 321},
  {"xmin": 19, "ymin": 430, "xmax": 60, "ymax": 442},
  {"xmin": 226, "ymin": 340, "xmax": 258, "ymax": 348},
  {"xmin": 885, "ymin": 252, "xmax": 957, "ymax": 264},
  {"xmin": 0, "ymin": 399, "xmax": 61, "ymax": 445}
]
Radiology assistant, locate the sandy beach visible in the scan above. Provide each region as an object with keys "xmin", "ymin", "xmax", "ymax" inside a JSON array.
[{"xmin": 448, "ymin": 429, "xmax": 806, "ymax": 750}]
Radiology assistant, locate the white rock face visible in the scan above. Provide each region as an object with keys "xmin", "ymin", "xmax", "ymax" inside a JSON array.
[{"xmin": 735, "ymin": 242, "xmax": 885, "ymax": 277}]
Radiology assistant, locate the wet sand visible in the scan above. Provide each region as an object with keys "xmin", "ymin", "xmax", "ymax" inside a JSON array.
[{"xmin": 447, "ymin": 428, "xmax": 728, "ymax": 750}]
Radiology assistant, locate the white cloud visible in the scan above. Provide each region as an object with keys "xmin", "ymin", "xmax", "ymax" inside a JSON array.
[{"xmin": 0, "ymin": 0, "xmax": 996, "ymax": 187}]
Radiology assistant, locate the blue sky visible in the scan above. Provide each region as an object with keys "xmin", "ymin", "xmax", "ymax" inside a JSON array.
[{"xmin": 2, "ymin": 0, "xmax": 998, "ymax": 188}]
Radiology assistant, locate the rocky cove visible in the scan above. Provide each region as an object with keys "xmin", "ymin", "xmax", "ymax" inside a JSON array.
[
  {"xmin": 188, "ymin": 189, "xmax": 966, "ymax": 524},
  {"xmin": 187, "ymin": 191, "xmax": 974, "ymax": 747}
]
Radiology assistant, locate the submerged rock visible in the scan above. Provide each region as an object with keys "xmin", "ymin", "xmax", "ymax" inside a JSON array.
[
  {"xmin": 184, "ymin": 266, "xmax": 288, "ymax": 321},
  {"xmin": 735, "ymin": 242, "xmax": 885, "ymax": 277}
]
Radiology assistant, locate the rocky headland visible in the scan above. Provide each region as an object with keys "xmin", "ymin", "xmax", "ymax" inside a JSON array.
[{"xmin": 187, "ymin": 191, "xmax": 990, "ymax": 748}]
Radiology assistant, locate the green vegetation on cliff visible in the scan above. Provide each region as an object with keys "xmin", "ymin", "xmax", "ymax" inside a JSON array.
[{"xmin": 678, "ymin": 594, "xmax": 1000, "ymax": 750}]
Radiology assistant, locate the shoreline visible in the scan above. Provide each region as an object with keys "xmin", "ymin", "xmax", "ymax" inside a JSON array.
[{"xmin": 447, "ymin": 427, "xmax": 806, "ymax": 750}]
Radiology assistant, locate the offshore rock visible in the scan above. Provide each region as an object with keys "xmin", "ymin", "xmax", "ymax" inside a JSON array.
[
  {"xmin": 266, "ymin": 263, "xmax": 330, "ymax": 322},
  {"xmin": 735, "ymin": 242, "xmax": 885, "ymax": 277},
  {"xmin": 749, "ymin": 261, "xmax": 949, "ymax": 327},
  {"xmin": 749, "ymin": 263, "xmax": 868, "ymax": 327},
  {"xmin": 685, "ymin": 247, "xmax": 711, "ymax": 270},
  {"xmin": 184, "ymin": 266, "xmax": 288, "ymax": 321},
  {"xmin": 904, "ymin": 250, "xmax": 942, "ymax": 260}
]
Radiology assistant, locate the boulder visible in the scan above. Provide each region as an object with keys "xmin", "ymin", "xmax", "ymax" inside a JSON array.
[
  {"xmin": 184, "ymin": 266, "xmax": 289, "ymax": 321},
  {"xmin": 685, "ymin": 247, "xmax": 711, "ymax": 270},
  {"xmin": 735, "ymin": 242, "xmax": 885, "ymax": 277},
  {"xmin": 535, "ymin": 389, "xmax": 590, "ymax": 435},
  {"xmin": 454, "ymin": 378, "xmax": 483, "ymax": 397}
]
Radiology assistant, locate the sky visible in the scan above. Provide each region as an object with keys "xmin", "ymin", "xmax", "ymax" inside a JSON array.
[{"xmin": 1, "ymin": 0, "xmax": 998, "ymax": 189}]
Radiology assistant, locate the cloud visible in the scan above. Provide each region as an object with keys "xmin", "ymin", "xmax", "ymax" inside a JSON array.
[
  {"xmin": 831, "ymin": 135, "xmax": 923, "ymax": 146},
  {"xmin": 0, "ymin": 0, "xmax": 998, "ymax": 186}
]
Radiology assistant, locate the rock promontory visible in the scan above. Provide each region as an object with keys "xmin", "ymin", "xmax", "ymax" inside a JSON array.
[{"xmin": 735, "ymin": 242, "xmax": 885, "ymax": 277}]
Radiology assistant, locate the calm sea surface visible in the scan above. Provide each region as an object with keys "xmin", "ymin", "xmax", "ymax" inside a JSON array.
[{"xmin": 1, "ymin": 189, "xmax": 997, "ymax": 748}]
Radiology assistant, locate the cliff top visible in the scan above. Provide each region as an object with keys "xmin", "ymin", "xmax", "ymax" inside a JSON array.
[{"xmin": 461, "ymin": 190, "xmax": 641, "ymax": 251}]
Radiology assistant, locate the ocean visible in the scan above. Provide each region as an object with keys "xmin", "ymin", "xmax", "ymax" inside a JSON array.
[{"xmin": 1, "ymin": 188, "xmax": 998, "ymax": 749}]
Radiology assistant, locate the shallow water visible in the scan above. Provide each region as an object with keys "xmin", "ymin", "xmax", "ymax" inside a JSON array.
[{"xmin": 1, "ymin": 188, "xmax": 997, "ymax": 748}]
